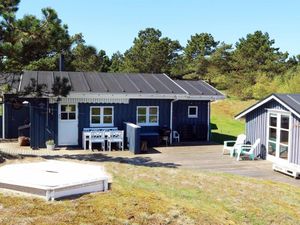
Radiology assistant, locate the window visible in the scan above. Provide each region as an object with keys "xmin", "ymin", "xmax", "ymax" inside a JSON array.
[
  {"xmin": 137, "ymin": 106, "xmax": 159, "ymax": 126},
  {"xmin": 267, "ymin": 111, "xmax": 290, "ymax": 160},
  {"xmin": 60, "ymin": 104, "xmax": 76, "ymax": 120},
  {"xmin": 90, "ymin": 106, "xmax": 113, "ymax": 126},
  {"xmin": 188, "ymin": 106, "xmax": 198, "ymax": 118}
]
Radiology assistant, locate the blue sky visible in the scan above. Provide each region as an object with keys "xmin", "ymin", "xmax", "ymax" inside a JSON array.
[{"xmin": 17, "ymin": 0, "xmax": 300, "ymax": 57}]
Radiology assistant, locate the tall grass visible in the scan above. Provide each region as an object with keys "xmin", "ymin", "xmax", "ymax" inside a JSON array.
[{"xmin": 210, "ymin": 98, "xmax": 257, "ymax": 143}]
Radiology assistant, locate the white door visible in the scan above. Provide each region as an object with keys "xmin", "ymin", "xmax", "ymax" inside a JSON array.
[
  {"xmin": 266, "ymin": 111, "xmax": 291, "ymax": 163},
  {"xmin": 58, "ymin": 104, "xmax": 78, "ymax": 146}
]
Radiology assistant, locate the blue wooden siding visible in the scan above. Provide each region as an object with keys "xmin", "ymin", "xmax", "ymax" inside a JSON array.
[
  {"xmin": 245, "ymin": 99, "xmax": 300, "ymax": 165},
  {"xmin": 4, "ymin": 96, "xmax": 211, "ymax": 148},
  {"xmin": 290, "ymin": 114, "xmax": 300, "ymax": 165},
  {"xmin": 4, "ymin": 98, "xmax": 30, "ymax": 138},
  {"xmin": 30, "ymin": 99, "xmax": 57, "ymax": 149},
  {"xmin": 173, "ymin": 100, "xmax": 209, "ymax": 141},
  {"xmin": 3, "ymin": 96, "xmax": 58, "ymax": 149},
  {"xmin": 77, "ymin": 99, "xmax": 172, "ymax": 146}
]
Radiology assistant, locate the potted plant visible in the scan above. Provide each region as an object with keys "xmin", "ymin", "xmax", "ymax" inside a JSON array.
[{"xmin": 46, "ymin": 139, "xmax": 55, "ymax": 150}]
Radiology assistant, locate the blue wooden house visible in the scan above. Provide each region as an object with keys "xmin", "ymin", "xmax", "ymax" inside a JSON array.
[
  {"xmin": 2, "ymin": 71, "xmax": 224, "ymax": 151},
  {"xmin": 235, "ymin": 94, "xmax": 300, "ymax": 168}
]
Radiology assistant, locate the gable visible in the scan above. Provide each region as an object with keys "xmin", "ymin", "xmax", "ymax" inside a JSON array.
[{"xmin": 235, "ymin": 94, "xmax": 300, "ymax": 120}]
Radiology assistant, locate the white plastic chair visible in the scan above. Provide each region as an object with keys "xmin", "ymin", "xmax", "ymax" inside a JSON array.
[
  {"xmin": 89, "ymin": 130, "xmax": 106, "ymax": 151},
  {"xmin": 236, "ymin": 138, "xmax": 261, "ymax": 161},
  {"xmin": 223, "ymin": 134, "xmax": 246, "ymax": 156},
  {"xmin": 173, "ymin": 131, "xmax": 180, "ymax": 143},
  {"xmin": 107, "ymin": 130, "xmax": 124, "ymax": 151}
]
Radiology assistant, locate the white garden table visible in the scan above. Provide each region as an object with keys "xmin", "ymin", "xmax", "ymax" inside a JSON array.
[{"xmin": 82, "ymin": 127, "xmax": 117, "ymax": 150}]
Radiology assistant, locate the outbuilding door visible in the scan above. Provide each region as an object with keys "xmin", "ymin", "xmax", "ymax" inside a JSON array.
[
  {"xmin": 58, "ymin": 104, "xmax": 78, "ymax": 146},
  {"xmin": 266, "ymin": 110, "xmax": 291, "ymax": 163}
]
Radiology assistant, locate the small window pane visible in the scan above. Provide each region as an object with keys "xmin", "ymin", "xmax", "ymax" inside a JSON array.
[
  {"xmin": 138, "ymin": 115, "xmax": 146, "ymax": 123},
  {"xmin": 103, "ymin": 107, "xmax": 112, "ymax": 115},
  {"xmin": 189, "ymin": 108, "xmax": 197, "ymax": 115},
  {"xmin": 281, "ymin": 115, "xmax": 289, "ymax": 129},
  {"xmin": 279, "ymin": 145, "xmax": 288, "ymax": 159},
  {"xmin": 149, "ymin": 107, "xmax": 157, "ymax": 115},
  {"xmin": 61, "ymin": 105, "xmax": 66, "ymax": 112},
  {"xmin": 270, "ymin": 116, "xmax": 277, "ymax": 127},
  {"xmin": 91, "ymin": 116, "xmax": 100, "ymax": 124},
  {"xmin": 138, "ymin": 107, "xmax": 146, "ymax": 115},
  {"xmin": 69, "ymin": 113, "xmax": 76, "ymax": 120},
  {"xmin": 280, "ymin": 130, "xmax": 289, "ymax": 145},
  {"xmin": 61, "ymin": 113, "xmax": 68, "ymax": 120},
  {"xmin": 149, "ymin": 115, "xmax": 158, "ymax": 123},
  {"xmin": 69, "ymin": 105, "xmax": 76, "ymax": 112},
  {"xmin": 92, "ymin": 108, "xmax": 100, "ymax": 115},
  {"xmin": 103, "ymin": 116, "xmax": 112, "ymax": 124},
  {"xmin": 268, "ymin": 141, "xmax": 276, "ymax": 156},
  {"xmin": 269, "ymin": 128, "xmax": 277, "ymax": 141}
]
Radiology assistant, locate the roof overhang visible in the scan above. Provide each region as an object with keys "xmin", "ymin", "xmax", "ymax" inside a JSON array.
[
  {"xmin": 65, "ymin": 92, "xmax": 225, "ymax": 101},
  {"xmin": 235, "ymin": 94, "xmax": 300, "ymax": 120}
]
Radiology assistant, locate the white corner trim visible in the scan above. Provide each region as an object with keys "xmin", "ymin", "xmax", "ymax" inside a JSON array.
[{"xmin": 235, "ymin": 95, "xmax": 300, "ymax": 120}]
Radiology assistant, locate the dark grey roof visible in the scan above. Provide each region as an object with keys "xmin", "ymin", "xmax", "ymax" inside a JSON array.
[
  {"xmin": 19, "ymin": 71, "xmax": 187, "ymax": 94},
  {"xmin": 274, "ymin": 94, "xmax": 300, "ymax": 116},
  {"xmin": 0, "ymin": 73, "xmax": 21, "ymax": 92},
  {"xmin": 16, "ymin": 71, "xmax": 224, "ymax": 99},
  {"xmin": 174, "ymin": 80, "xmax": 224, "ymax": 96},
  {"xmin": 235, "ymin": 93, "xmax": 300, "ymax": 119}
]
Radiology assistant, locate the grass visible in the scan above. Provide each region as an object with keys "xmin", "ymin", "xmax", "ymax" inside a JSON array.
[
  {"xmin": 210, "ymin": 98, "xmax": 257, "ymax": 143},
  {"xmin": 0, "ymin": 160, "xmax": 299, "ymax": 225}
]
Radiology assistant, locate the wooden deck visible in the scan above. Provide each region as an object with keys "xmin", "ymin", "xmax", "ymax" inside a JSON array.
[{"xmin": 0, "ymin": 142, "xmax": 299, "ymax": 187}]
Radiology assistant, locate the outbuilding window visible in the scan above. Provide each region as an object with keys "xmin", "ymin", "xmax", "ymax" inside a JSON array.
[
  {"xmin": 137, "ymin": 106, "xmax": 159, "ymax": 126},
  {"xmin": 90, "ymin": 106, "xmax": 114, "ymax": 127},
  {"xmin": 188, "ymin": 106, "xmax": 198, "ymax": 118}
]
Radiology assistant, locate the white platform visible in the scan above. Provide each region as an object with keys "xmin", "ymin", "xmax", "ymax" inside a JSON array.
[
  {"xmin": 0, "ymin": 160, "xmax": 109, "ymax": 200},
  {"xmin": 273, "ymin": 162, "xmax": 300, "ymax": 178}
]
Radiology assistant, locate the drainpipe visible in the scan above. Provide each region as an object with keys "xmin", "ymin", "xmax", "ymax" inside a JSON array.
[{"xmin": 170, "ymin": 98, "xmax": 178, "ymax": 145}]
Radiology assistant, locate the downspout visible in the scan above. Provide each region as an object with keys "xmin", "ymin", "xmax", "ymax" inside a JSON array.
[{"xmin": 170, "ymin": 98, "xmax": 178, "ymax": 145}]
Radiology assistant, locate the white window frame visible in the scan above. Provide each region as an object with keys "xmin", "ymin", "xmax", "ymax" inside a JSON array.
[
  {"xmin": 90, "ymin": 106, "xmax": 114, "ymax": 127},
  {"xmin": 59, "ymin": 104, "xmax": 77, "ymax": 121},
  {"xmin": 136, "ymin": 106, "xmax": 159, "ymax": 126},
  {"xmin": 188, "ymin": 106, "xmax": 198, "ymax": 118},
  {"xmin": 266, "ymin": 109, "xmax": 292, "ymax": 163}
]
